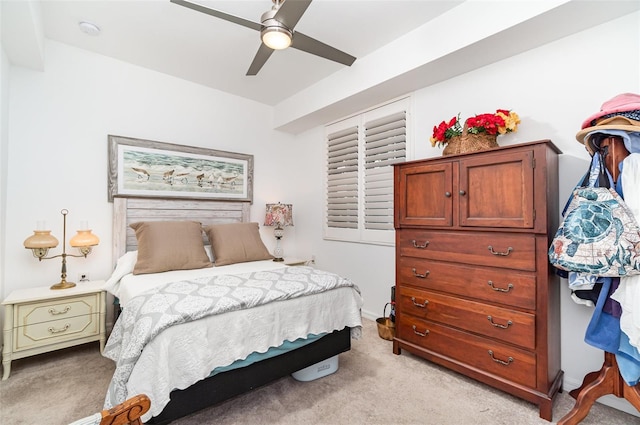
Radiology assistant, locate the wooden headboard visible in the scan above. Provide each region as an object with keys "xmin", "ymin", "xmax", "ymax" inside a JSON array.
[{"xmin": 112, "ymin": 197, "xmax": 251, "ymax": 266}]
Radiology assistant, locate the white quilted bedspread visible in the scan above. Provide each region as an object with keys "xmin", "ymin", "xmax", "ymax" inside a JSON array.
[{"xmin": 102, "ymin": 267, "xmax": 363, "ymax": 421}]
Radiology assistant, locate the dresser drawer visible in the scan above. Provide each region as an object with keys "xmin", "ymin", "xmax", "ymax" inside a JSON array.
[
  {"xmin": 15, "ymin": 293, "xmax": 100, "ymax": 327},
  {"xmin": 14, "ymin": 313, "xmax": 99, "ymax": 352},
  {"xmin": 397, "ymin": 286, "xmax": 535, "ymax": 349},
  {"xmin": 398, "ymin": 257, "xmax": 536, "ymax": 310},
  {"xmin": 397, "ymin": 315, "xmax": 536, "ymax": 388},
  {"xmin": 398, "ymin": 230, "xmax": 536, "ymax": 271}
]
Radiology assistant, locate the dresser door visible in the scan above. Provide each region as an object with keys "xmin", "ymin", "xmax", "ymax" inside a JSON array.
[
  {"xmin": 458, "ymin": 149, "xmax": 534, "ymax": 228},
  {"xmin": 396, "ymin": 162, "xmax": 453, "ymax": 227}
]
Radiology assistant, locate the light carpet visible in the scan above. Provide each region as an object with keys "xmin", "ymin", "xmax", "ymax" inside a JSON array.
[{"xmin": 1, "ymin": 319, "xmax": 638, "ymax": 424}]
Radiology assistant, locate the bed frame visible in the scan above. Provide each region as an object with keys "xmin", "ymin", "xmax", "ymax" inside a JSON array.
[{"xmin": 111, "ymin": 197, "xmax": 352, "ymax": 424}]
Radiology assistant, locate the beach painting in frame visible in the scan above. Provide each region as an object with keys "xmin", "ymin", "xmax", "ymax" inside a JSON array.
[{"xmin": 108, "ymin": 135, "xmax": 253, "ymax": 202}]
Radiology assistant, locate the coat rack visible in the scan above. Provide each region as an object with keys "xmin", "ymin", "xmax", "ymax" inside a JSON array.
[
  {"xmin": 557, "ymin": 137, "xmax": 640, "ymax": 424},
  {"xmin": 558, "ymin": 352, "xmax": 640, "ymax": 424}
]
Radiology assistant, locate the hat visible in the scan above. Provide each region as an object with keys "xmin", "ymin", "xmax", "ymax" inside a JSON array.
[
  {"xmin": 576, "ymin": 116, "xmax": 640, "ymax": 154},
  {"xmin": 576, "ymin": 115, "xmax": 640, "ymax": 143},
  {"xmin": 580, "ymin": 93, "xmax": 640, "ymax": 129},
  {"xmin": 575, "ymin": 93, "xmax": 640, "ymax": 149}
]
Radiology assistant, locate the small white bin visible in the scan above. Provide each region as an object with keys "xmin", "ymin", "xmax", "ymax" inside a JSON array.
[{"xmin": 291, "ymin": 355, "xmax": 339, "ymax": 382}]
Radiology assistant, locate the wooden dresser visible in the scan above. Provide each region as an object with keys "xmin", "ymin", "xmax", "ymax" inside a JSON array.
[{"xmin": 392, "ymin": 140, "xmax": 562, "ymax": 420}]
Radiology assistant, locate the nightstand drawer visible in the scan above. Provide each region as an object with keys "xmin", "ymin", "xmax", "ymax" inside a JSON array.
[
  {"xmin": 15, "ymin": 293, "xmax": 100, "ymax": 327},
  {"xmin": 15, "ymin": 313, "xmax": 99, "ymax": 352}
]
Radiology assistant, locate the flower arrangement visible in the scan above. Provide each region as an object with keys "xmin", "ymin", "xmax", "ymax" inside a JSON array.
[{"xmin": 430, "ymin": 109, "xmax": 520, "ymax": 147}]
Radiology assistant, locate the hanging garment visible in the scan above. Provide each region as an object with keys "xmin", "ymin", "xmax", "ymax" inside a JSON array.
[
  {"xmin": 584, "ymin": 278, "xmax": 621, "ymax": 354},
  {"xmin": 608, "ymin": 153, "xmax": 640, "ymax": 385},
  {"xmin": 612, "ymin": 154, "xmax": 640, "ymax": 349}
]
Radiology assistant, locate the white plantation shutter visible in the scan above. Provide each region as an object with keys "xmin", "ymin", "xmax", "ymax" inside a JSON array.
[
  {"xmin": 364, "ymin": 111, "xmax": 406, "ymax": 231},
  {"xmin": 325, "ymin": 97, "xmax": 409, "ymax": 245},
  {"xmin": 327, "ymin": 125, "xmax": 359, "ymax": 229}
]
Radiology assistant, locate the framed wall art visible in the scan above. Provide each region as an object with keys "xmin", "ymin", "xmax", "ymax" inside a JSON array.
[{"xmin": 107, "ymin": 135, "xmax": 254, "ymax": 203}]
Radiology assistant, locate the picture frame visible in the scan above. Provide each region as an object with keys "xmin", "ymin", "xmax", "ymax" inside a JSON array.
[{"xmin": 107, "ymin": 135, "xmax": 253, "ymax": 203}]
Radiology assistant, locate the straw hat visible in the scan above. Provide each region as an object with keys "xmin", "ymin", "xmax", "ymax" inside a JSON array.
[{"xmin": 576, "ymin": 93, "xmax": 640, "ymax": 153}]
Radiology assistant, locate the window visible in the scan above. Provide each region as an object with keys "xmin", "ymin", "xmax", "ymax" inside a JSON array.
[{"xmin": 325, "ymin": 98, "xmax": 409, "ymax": 245}]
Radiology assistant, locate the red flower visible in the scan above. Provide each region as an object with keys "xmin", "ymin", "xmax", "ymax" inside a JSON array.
[
  {"xmin": 430, "ymin": 109, "xmax": 519, "ymax": 148},
  {"xmin": 430, "ymin": 115, "xmax": 462, "ymax": 147},
  {"xmin": 466, "ymin": 113, "xmax": 506, "ymax": 135}
]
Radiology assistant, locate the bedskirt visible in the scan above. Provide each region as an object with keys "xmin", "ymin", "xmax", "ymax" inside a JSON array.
[{"xmin": 147, "ymin": 327, "xmax": 351, "ymax": 424}]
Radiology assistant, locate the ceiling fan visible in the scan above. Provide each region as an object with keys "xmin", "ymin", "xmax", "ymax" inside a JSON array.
[{"xmin": 170, "ymin": 0, "xmax": 356, "ymax": 76}]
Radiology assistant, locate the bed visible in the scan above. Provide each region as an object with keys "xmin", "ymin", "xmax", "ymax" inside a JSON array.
[{"xmin": 102, "ymin": 197, "xmax": 363, "ymax": 424}]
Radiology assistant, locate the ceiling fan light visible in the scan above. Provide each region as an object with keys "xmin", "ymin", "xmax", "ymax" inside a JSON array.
[{"xmin": 261, "ymin": 27, "xmax": 292, "ymax": 50}]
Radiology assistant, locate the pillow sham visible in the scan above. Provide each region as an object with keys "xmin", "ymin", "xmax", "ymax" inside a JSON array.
[
  {"xmin": 204, "ymin": 222, "xmax": 273, "ymax": 266},
  {"xmin": 130, "ymin": 221, "xmax": 212, "ymax": 275}
]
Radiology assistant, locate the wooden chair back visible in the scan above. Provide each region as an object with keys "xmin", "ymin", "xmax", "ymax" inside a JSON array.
[{"xmin": 99, "ymin": 394, "xmax": 151, "ymax": 425}]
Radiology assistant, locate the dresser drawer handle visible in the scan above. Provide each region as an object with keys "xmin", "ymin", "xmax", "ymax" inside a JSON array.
[
  {"xmin": 487, "ymin": 281, "xmax": 514, "ymax": 293},
  {"xmin": 411, "ymin": 297, "xmax": 429, "ymax": 308},
  {"xmin": 411, "ymin": 268, "xmax": 430, "ymax": 279},
  {"xmin": 412, "ymin": 325, "xmax": 429, "ymax": 337},
  {"xmin": 48, "ymin": 306, "xmax": 71, "ymax": 316},
  {"xmin": 488, "ymin": 245, "xmax": 513, "ymax": 256},
  {"xmin": 48, "ymin": 324, "xmax": 70, "ymax": 334},
  {"xmin": 487, "ymin": 316, "xmax": 513, "ymax": 329},
  {"xmin": 412, "ymin": 240, "xmax": 429, "ymax": 249},
  {"xmin": 488, "ymin": 350, "xmax": 514, "ymax": 366}
]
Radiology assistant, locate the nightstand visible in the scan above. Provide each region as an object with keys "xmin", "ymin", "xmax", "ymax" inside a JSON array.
[{"xmin": 1, "ymin": 280, "xmax": 106, "ymax": 380}]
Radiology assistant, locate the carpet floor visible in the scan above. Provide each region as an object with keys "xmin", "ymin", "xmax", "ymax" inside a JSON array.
[{"xmin": 1, "ymin": 318, "xmax": 639, "ymax": 424}]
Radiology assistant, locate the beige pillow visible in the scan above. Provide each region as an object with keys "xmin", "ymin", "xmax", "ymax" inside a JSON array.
[
  {"xmin": 204, "ymin": 222, "xmax": 273, "ymax": 266},
  {"xmin": 130, "ymin": 221, "xmax": 212, "ymax": 275}
]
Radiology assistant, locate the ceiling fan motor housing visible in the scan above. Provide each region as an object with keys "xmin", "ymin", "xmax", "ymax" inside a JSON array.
[{"xmin": 261, "ymin": 9, "xmax": 292, "ymax": 50}]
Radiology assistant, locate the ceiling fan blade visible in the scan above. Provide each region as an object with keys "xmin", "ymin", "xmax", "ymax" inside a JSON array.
[
  {"xmin": 274, "ymin": 0, "xmax": 313, "ymax": 30},
  {"xmin": 246, "ymin": 44, "xmax": 275, "ymax": 76},
  {"xmin": 170, "ymin": 0, "xmax": 262, "ymax": 31},
  {"xmin": 291, "ymin": 32, "xmax": 356, "ymax": 67}
]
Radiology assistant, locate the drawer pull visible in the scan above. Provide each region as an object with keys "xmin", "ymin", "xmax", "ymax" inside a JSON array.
[
  {"xmin": 459, "ymin": 190, "xmax": 466, "ymax": 196},
  {"xmin": 487, "ymin": 281, "xmax": 514, "ymax": 293},
  {"xmin": 411, "ymin": 297, "xmax": 429, "ymax": 308},
  {"xmin": 48, "ymin": 324, "xmax": 70, "ymax": 334},
  {"xmin": 412, "ymin": 325, "xmax": 429, "ymax": 337},
  {"xmin": 445, "ymin": 191, "xmax": 452, "ymax": 198},
  {"xmin": 411, "ymin": 268, "xmax": 430, "ymax": 279},
  {"xmin": 48, "ymin": 306, "xmax": 71, "ymax": 316},
  {"xmin": 412, "ymin": 240, "xmax": 429, "ymax": 249},
  {"xmin": 488, "ymin": 245, "xmax": 513, "ymax": 256},
  {"xmin": 487, "ymin": 316, "xmax": 513, "ymax": 329},
  {"xmin": 488, "ymin": 350, "xmax": 514, "ymax": 366}
]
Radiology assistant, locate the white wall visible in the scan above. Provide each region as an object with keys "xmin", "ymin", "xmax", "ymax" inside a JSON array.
[
  {"xmin": 2, "ymin": 39, "xmax": 303, "ymax": 318},
  {"xmin": 295, "ymin": 11, "xmax": 640, "ymax": 416},
  {"xmin": 0, "ymin": 14, "xmax": 12, "ymax": 343}
]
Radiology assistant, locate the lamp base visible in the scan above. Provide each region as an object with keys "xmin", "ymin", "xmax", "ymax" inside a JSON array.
[{"xmin": 51, "ymin": 281, "xmax": 76, "ymax": 290}]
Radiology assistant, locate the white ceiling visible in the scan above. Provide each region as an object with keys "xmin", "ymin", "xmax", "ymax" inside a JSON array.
[
  {"xmin": 3, "ymin": 1, "xmax": 640, "ymax": 133},
  {"xmin": 29, "ymin": 0, "xmax": 463, "ymax": 106}
]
